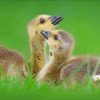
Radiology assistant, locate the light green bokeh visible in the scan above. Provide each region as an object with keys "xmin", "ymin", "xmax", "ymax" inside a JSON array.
[{"xmin": 0, "ymin": 0, "xmax": 100, "ymax": 62}]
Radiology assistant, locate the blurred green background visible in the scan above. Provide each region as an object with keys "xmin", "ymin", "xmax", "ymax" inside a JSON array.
[
  {"xmin": 0, "ymin": 0, "xmax": 100, "ymax": 99},
  {"xmin": 0, "ymin": 0, "xmax": 100, "ymax": 62}
]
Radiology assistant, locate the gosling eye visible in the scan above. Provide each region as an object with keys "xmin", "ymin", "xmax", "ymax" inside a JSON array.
[
  {"xmin": 40, "ymin": 18, "xmax": 45, "ymax": 24},
  {"xmin": 54, "ymin": 35, "xmax": 58, "ymax": 40}
]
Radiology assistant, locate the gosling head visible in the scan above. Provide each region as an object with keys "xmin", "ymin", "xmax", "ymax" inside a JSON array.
[
  {"xmin": 40, "ymin": 30, "xmax": 74, "ymax": 56},
  {"xmin": 28, "ymin": 15, "xmax": 63, "ymax": 39}
]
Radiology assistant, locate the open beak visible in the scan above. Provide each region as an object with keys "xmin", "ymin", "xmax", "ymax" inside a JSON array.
[
  {"xmin": 40, "ymin": 30, "xmax": 51, "ymax": 39},
  {"xmin": 50, "ymin": 16, "xmax": 63, "ymax": 25}
]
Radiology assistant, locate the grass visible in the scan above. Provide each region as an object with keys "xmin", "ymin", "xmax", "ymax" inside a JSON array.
[
  {"xmin": 0, "ymin": 75, "xmax": 100, "ymax": 100},
  {"xmin": 0, "ymin": 0, "xmax": 100, "ymax": 99}
]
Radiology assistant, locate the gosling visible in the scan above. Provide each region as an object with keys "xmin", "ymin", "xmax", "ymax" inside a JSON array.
[
  {"xmin": 37, "ymin": 30, "xmax": 74, "ymax": 83},
  {"xmin": 28, "ymin": 15, "xmax": 63, "ymax": 76},
  {"xmin": 0, "ymin": 46, "xmax": 27, "ymax": 78}
]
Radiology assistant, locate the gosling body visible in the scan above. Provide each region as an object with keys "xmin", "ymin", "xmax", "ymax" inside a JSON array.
[
  {"xmin": 61, "ymin": 56, "xmax": 100, "ymax": 82},
  {"xmin": 0, "ymin": 46, "xmax": 27, "ymax": 77}
]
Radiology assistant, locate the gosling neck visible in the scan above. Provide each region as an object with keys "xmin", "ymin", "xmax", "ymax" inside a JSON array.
[
  {"xmin": 30, "ymin": 32, "xmax": 46, "ymax": 76},
  {"xmin": 52, "ymin": 50, "xmax": 70, "ymax": 69}
]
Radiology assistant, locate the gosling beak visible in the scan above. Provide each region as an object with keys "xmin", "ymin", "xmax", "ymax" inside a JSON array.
[
  {"xmin": 40, "ymin": 30, "xmax": 51, "ymax": 39},
  {"xmin": 50, "ymin": 16, "xmax": 63, "ymax": 25}
]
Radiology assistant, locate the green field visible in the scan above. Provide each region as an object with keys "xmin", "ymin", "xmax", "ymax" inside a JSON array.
[{"xmin": 0, "ymin": 0, "xmax": 100, "ymax": 100}]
